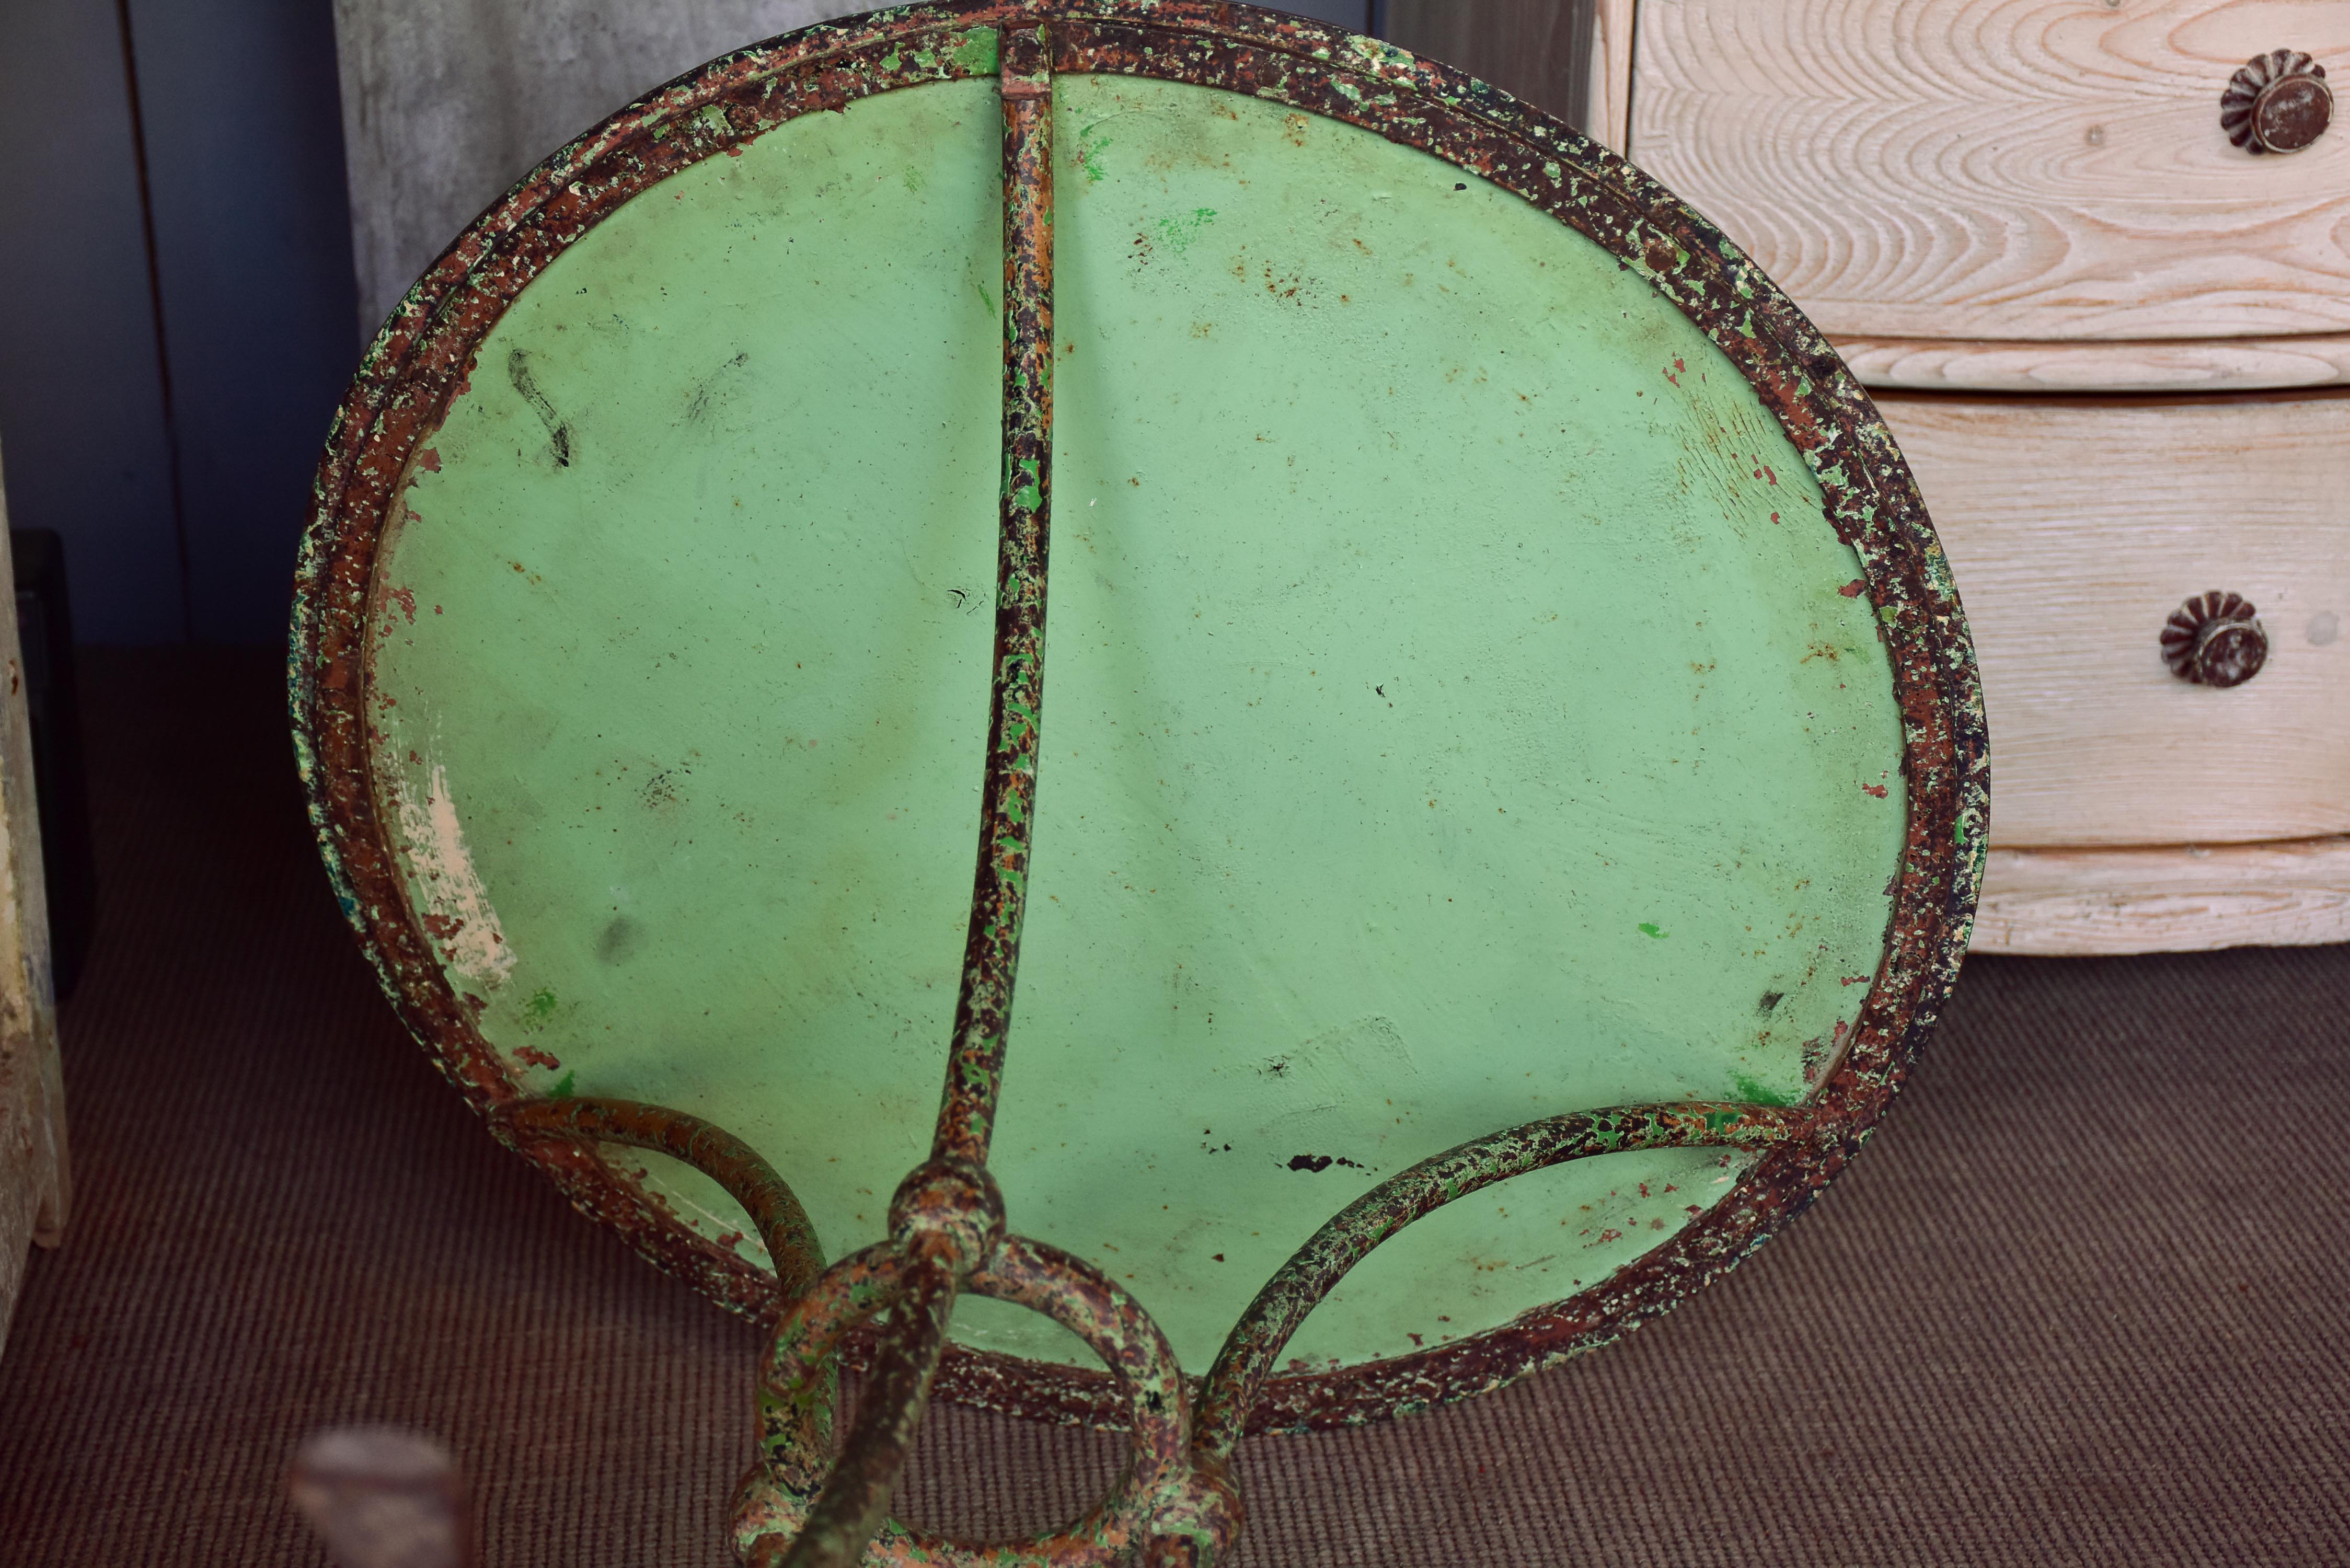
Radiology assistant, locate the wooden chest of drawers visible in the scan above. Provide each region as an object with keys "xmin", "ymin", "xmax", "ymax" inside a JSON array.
[{"xmin": 1584, "ymin": 0, "xmax": 2350, "ymax": 953}]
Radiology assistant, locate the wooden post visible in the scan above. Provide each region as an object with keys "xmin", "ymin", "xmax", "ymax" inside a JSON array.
[
  {"xmin": 0, "ymin": 437, "xmax": 70, "ymax": 1363},
  {"xmin": 1587, "ymin": 0, "xmax": 1635, "ymax": 154}
]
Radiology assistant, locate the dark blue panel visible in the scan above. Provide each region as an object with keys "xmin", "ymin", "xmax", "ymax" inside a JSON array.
[
  {"xmin": 129, "ymin": 0, "xmax": 359, "ymax": 645},
  {"xmin": 1273, "ymin": 1, "xmax": 1374, "ymax": 32},
  {"xmin": 0, "ymin": 5, "xmax": 185, "ymax": 644}
]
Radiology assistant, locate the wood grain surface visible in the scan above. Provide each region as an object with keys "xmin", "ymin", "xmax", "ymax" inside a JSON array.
[
  {"xmin": 1385, "ymin": 0, "xmax": 1593, "ymax": 126},
  {"xmin": 1833, "ymin": 332, "xmax": 2350, "ymax": 392},
  {"xmin": 1875, "ymin": 389, "xmax": 2350, "ymax": 849},
  {"xmin": 1590, "ymin": 0, "xmax": 1636, "ymax": 151},
  {"xmin": 1975, "ymin": 837, "xmax": 2350, "ymax": 952},
  {"xmin": 0, "ymin": 451, "xmax": 69, "ymax": 1367},
  {"xmin": 1627, "ymin": 0, "xmax": 2350, "ymax": 343},
  {"xmin": 332, "ymin": 0, "xmax": 840, "ymax": 335}
]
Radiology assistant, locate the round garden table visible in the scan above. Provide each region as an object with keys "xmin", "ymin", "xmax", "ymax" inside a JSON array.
[{"xmin": 291, "ymin": 6, "xmax": 1988, "ymax": 1562}]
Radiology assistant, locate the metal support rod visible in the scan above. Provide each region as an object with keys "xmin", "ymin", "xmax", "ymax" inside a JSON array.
[
  {"xmin": 936, "ymin": 17, "xmax": 1058, "ymax": 1171},
  {"xmin": 773, "ymin": 1257, "xmax": 960, "ymax": 1568},
  {"xmin": 749, "ymin": 27, "xmax": 1062, "ymax": 1567}
]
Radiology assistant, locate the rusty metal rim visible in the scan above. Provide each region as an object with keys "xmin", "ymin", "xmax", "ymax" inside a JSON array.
[{"xmin": 289, "ymin": 0, "xmax": 1987, "ymax": 1435}]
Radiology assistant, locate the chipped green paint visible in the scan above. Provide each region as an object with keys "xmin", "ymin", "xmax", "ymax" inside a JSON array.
[
  {"xmin": 1638, "ymin": 923, "xmax": 1667, "ymax": 939},
  {"xmin": 951, "ymin": 26, "xmax": 1001, "ymax": 75}
]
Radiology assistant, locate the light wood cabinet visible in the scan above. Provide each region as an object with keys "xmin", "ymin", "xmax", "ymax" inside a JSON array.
[
  {"xmin": 1585, "ymin": 1, "xmax": 2349, "ymax": 952},
  {"xmin": 1876, "ymin": 391, "xmax": 2350, "ymax": 849},
  {"xmin": 1628, "ymin": 1, "xmax": 2350, "ymax": 348}
]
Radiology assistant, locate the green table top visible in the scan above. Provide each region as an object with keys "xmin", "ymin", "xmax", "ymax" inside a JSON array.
[{"xmin": 293, "ymin": 7, "xmax": 1984, "ymax": 1429}]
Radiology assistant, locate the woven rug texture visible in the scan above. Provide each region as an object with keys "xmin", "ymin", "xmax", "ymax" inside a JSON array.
[{"xmin": 0, "ymin": 649, "xmax": 2343, "ymax": 1566}]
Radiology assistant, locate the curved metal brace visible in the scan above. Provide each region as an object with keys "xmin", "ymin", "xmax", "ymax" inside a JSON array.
[
  {"xmin": 737, "ymin": 1233, "xmax": 1221, "ymax": 1568},
  {"xmin": 1190, "ymin": 1101, "xmax": 1814, "ymax": 1461},
  {"xmin": 495, "ymin": 1096, "xmax": 827, "ymax": 1303}
]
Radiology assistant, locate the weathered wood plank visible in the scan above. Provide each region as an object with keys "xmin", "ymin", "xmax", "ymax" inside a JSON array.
[
  {"xmin": 1833, "ymin": 332, "xmax": 2350, "ymax": 393},
  {"xmin": 1626, "ymin": 0, "xmax": 2350, "ymax": 343},
  {"xmin": 331, "ymin": 0, "xmax": 843, "ymax": 336},
  {"xmin": 1975, "ymin": 837, "xmax": 2350, "ymax": 953},
  {"xmin": 0, "ymin": 446, "xmax": 68, "ymax": 1364},
  {"xmin": 1589, "ymin": 0, "xmax": 1635, "ymax": 152},
  {"xmin": 1876, "ymin": 389, "xmax": 2350, "ymax": 849}
]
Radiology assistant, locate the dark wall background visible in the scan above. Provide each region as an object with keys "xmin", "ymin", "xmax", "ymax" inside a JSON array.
[
  {"xmin": 1383, "ymin": 0, "xmax": 1592, "ymax": 128},
  {"xmin": 133, "ymin": 0, "xmax": 364, "ymax": 644},
  {"xmin": 0, "ymin": 0, "xmax": 1580, "ymax": 648},
  {"xmin": 0, "ymin": 3, "xmax": 190, "ymax": 645},
  {"xmin": 0, "ymin": 0, "xmax": 358, "ymax": 647}
]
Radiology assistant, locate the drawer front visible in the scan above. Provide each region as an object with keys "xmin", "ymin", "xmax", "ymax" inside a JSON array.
[
  {"xmin": 1877, "ymin": 391, "xmax": 2350, "ymax": 847},
  {"xmin": 1976, "ymin": 838, "xmax": 2350, "ymax": 952},
  {"xmin": 1629, "ymin": 0, "xmax": 2350, "ymax": 342}
]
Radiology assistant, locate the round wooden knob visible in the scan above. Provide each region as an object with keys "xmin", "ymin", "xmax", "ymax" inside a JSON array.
[
  {"xmin": 2222, "ymin": 51, "xmax": 2332, "ymax": 154},
  {"xmin": 2162, "ymin": 592, "xmax": 2269, "ymax": 688}
]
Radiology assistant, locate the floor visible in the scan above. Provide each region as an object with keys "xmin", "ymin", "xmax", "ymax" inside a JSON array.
[{"xmin": 0, "ymin": 648, "xmax": 2343, "ymax": 1565}]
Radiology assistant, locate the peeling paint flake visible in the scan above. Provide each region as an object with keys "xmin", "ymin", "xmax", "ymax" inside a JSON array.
[{"xmin": 393, "ymin": 762, "xmax": 516, "ymax": 991}]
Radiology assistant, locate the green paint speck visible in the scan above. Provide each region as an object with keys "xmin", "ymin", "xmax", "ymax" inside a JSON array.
[
  {"xmin": 1638, "ymin": 922, "xmax": 1666, "ymax": 939},
  {"xmin": 522, "ymin": 987, "xmax": 559, "ymax": 1030},
  {"xmin": 1077, "ymin": 121, "xmax": 1115, "ymax": 183},
  {"xmin": 952, "ymin": 28, "xmax": 1000, "ymax": 74},
  {"xmin": 1154, "ymin": 207, "xmax": 1218, "ymax": 252},
  {"xmin": 1732, "ymin": 1074, "xmax": 1790, "ymax": 1107},
  {"xmin": 550, "ymin": 1071, "xmax": 575, "ymax": 1099}
]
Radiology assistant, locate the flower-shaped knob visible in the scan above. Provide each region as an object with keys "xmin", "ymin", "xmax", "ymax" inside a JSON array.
[
  {"xmin": 2162, "ymin": 592, "xmax": 2269, "ymax": 688},
  {"xmin": 2221, "ymin": 51, "xmax": 2332, "ymax": 154}
]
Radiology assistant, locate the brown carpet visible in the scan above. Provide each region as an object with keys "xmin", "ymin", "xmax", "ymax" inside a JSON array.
[{"xmin": 1, "ymin": 648, "xmax": 2344, "ymax": 1566}]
